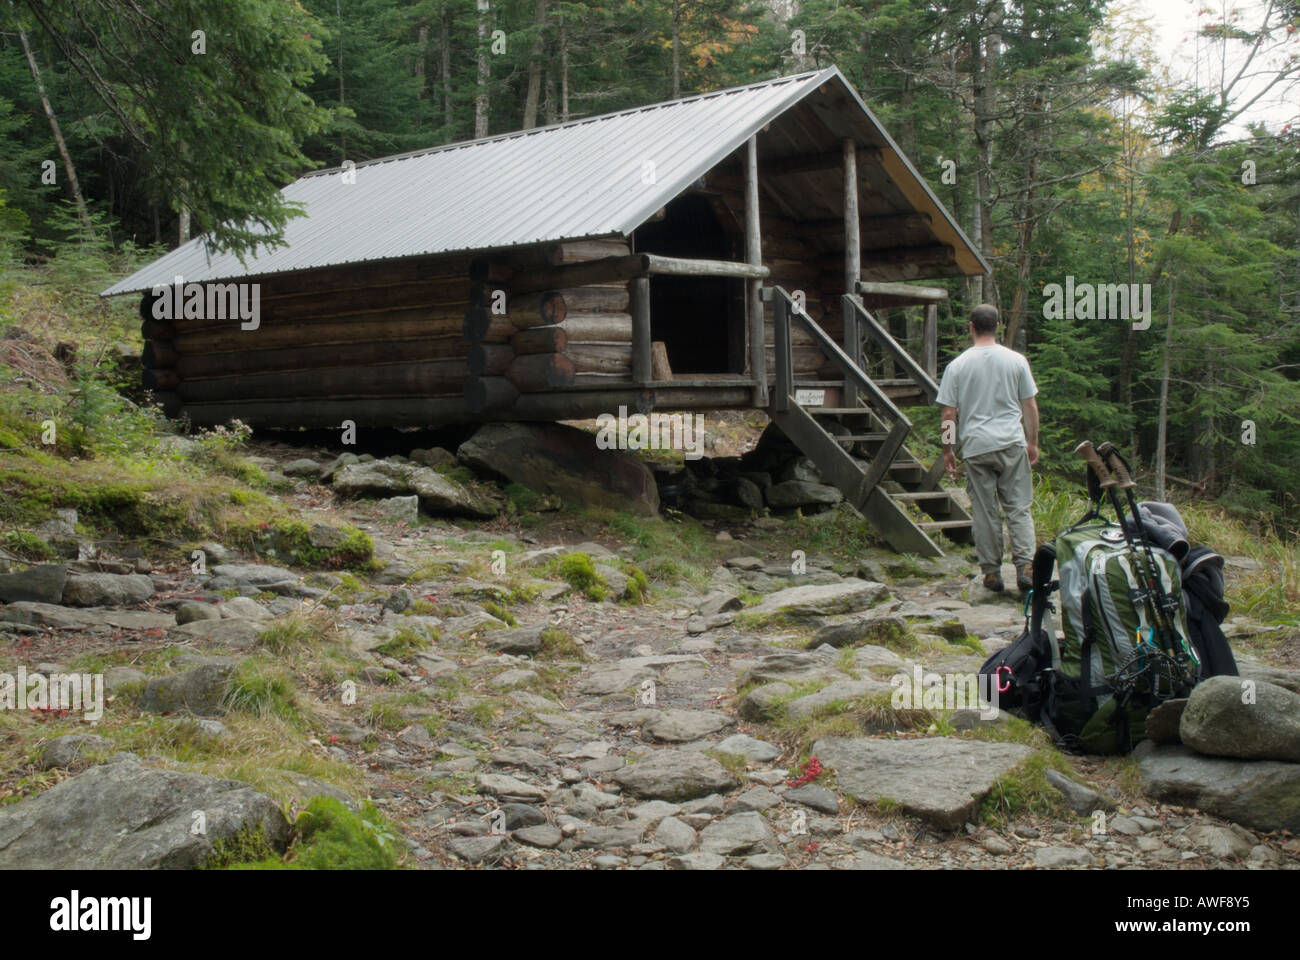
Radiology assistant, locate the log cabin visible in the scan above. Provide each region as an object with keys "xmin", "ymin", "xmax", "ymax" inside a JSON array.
[{"xmin": 104, "ymin": 67, "xmax": 990, "ymax": 556}]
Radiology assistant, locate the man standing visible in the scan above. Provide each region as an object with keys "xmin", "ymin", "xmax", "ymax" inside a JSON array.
[{"xmin": 935, "ymin": 304, "xmax": 1039, "ymax": 593}]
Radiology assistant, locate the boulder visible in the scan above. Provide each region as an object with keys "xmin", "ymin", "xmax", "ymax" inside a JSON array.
[
  {"xmin": 175, "ymin": 601, "xmax": 222, "ymax": 625},
  {"xmin": 813, "ymin": 736, "xmax": 1034, "ymax": 829},
  {"xmin": 699, "ymin": 812, "xmax": 778, "ymax": 856},
  {"xmin": 0, "ymin": 755, "xmax": 289, "ymax": 869},
  {"xmin": 1179, "ymin": 675, "xmax": 1300, "ymax": 762},
  {"xmin": 0, "ymin": 564, "xmax": 67, "ymax": 604},
  {"xmin": 640, "ymin": 709, "xmax": 731, "ymax": 743},
  {"xmin": 218, "ymin": 596, "xmax": 272, "ymax": 621},
  {"xmin": 139, "ymin": 661, "xmax": 236, "ymax": 717},
  {"xmin": 210, "ymin": 563, "xmax": 297, "ymax": 590},
  {"xmin": 610, "ymin": 750, "xmax": 737, "ymax": 800},
  {"xmin": 746, "ymin": 580, "xmax": 889, "ymax": 619},
  {"xmin": 39, "ymin": 733, "xmax": 114, "ymax": 770},
  {"xmin": 485, "ymin": 627, "xmax": 546, "ymax": 655},
  {"xmin": 766, "ymin": 480, "xmax": 843, "ymax": 509},
  {"xmin": 377, "ymin": 495, "xmax": 420, "ymax": 525},
  {"xmin": 170, "ymin": 619, "xmax": 262, "ymax": 650},
  {"xmin": 1137, "ymin": 743, "xmax": 1300, "ymax": 832},
  {"xmin": 61, "ymin": 573, "xmax": 154, "ymax": 607},
  {"xmin": 811, "ymin": 613, "xmax": 907, "ymax": 649},
  {"xmin": 457, "ymin": 421, "xmax": 659, "ymax": 516}
]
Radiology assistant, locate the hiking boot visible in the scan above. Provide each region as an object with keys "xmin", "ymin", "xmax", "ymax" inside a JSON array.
[
  {"xmin": 982, "ymin": 572, "xmax": 1004, "ymax": 593},
  {"xmin": 1017, "ymin": 563, "xmax": 1033, "ymax": 593}
]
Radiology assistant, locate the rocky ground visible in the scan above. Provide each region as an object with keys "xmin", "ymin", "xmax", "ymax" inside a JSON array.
[{"xmin": 1, "ymin": 433, "xmax": 1298, "ymax": 871}]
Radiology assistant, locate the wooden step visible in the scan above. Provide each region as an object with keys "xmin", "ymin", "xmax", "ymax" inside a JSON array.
[
  {"xmin": 835, "ymin": 433, "xmax": 889, "ymax": 443},
  {"xmin": 917, "ymin": 519, "xmax": 974, "ymax": 531},
  {"xmin": 886, "ymin": 461, "xmax": 925, "ymax": 475},
  {"xmin": 891, "ymin": 490, "xmax": 953, "ymax": 502},
  {"xmin": 807, "ymin": 407, "xmax": 873, "ymax": 416}
]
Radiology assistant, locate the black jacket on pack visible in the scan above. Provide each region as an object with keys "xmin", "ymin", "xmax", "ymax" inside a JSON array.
[{"xmin": 1125, "ymin": 501, "xmax": 1237, "ymax": 679}]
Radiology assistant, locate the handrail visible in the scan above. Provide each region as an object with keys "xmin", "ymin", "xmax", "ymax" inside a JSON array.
[
  {"xmin": 767, "ymin": 286, "xmax": 910, "ymax": 427},
  {"xmin": 842, "ymin": 295, "xmax": 940, "ymax": 403}
]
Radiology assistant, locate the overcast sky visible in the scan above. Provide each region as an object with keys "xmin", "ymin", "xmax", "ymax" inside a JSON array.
[{"xmin": 1114, "ymin": 0, "xmax": 1299, "ymax": 135}]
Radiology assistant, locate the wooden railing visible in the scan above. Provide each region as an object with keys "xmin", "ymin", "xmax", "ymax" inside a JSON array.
[
  {"xmin": 842, "ymin": 295, "xmax": 941, "ymax": 404},
  {"xmin": 765, "ymin": 285, "xmax": 911, "ymax": 495}
]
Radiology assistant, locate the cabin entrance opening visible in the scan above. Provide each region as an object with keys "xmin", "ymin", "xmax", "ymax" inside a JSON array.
[{"xmin": 632, "ymin": 194, "xmax": 745, "ymax": 377}]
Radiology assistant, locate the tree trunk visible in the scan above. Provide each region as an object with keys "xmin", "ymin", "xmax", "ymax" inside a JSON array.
[
  {"xmin": 441, "ymin": 6, "xmax": 453, "ymax": 135},
  {"xmin": 475, "ymin": 0, "xmax": 491, "ymax": 138},
  {"xmin": 971, "ymin": 3, "xmax": 1003, "ymax": 305},
  {"xmin": 1155, "ymin": 277, "xmax": 1173, "ymax": 501},
  {"xmin": 522, "ymin": 0, "xmax": 547, "ymax": 129},
  {"xmin": 415, "ymin": 22, "xmax": 428, "ymax": 98},
  {"xmin": 15, "ymin": 8, "xmax": 93, "ymax": 236},
  {"xmin": 559, "ymin": 13, "xmax": 569, "ymax": 121},
  {"xmin": 671, "ymin": 3, "xmax": 682, "ymax": 98}
]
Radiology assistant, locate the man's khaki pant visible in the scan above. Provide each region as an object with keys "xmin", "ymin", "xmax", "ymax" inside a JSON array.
[{"xmin": 964, "ymin": 443, "xmax": 1035, "ymax": 574}]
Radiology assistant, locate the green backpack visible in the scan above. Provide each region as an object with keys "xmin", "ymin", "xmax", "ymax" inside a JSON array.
[{"xmin": 1040, "ymin": 520, "xmax": 1199, "ymax": 754}]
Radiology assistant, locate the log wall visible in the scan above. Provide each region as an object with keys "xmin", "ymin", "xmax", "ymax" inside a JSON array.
[
  {"xmin": 462, "ymin": 239, "xmax": 637, "ymax": 412},
  {"xmin": 139, "ymin": 256, "xmax": 478, "ymax": 422}
]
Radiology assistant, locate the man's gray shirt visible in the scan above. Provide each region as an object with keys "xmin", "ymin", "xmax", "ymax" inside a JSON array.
[{"xmin": 935, "ymin": 344, "xmax": 1037, "ymax": 458}]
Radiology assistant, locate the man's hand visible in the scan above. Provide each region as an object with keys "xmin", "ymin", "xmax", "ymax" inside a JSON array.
[
  {"xmin": 944, "ymin": 448, "xmax": 960, "ymax": 480},
  {"xmin": 1026, "ymin": 442, "xmax": 1039, "ymax": 467}
]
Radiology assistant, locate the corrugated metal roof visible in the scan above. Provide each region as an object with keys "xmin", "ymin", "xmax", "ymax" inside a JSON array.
[{"xmin": 103, "ymin": 67, "xmax": 986, "ymax": 296}]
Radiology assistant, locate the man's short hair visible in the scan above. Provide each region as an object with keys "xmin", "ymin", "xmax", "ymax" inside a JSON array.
[{"xmin": 970, "ymin": 304, "xmax": 999, "ymax": 336}]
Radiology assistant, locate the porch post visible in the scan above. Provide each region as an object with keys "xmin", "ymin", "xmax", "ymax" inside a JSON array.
[
  {"xmin": 631, "ymin": 275, "xmax": 652, "ymax": 383},
  {"xmin": 745, "ymin": 135, "xmax": 767, "ymax": 408},
  {"xmin": 923, "ymin": 303, "xmax": 938, "ymax": 378},
  {"xmin": 842, "ymin": 137, "xmax": 861, "ymax": 408}
]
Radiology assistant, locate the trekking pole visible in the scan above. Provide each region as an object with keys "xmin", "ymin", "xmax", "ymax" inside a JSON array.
[
  {"xmin": 1096, "ymin": 442, "xmax": 1198, "ymax": 669},
  {"xmin": 1076, "ymin": 440, "xmax": 1164, "ymax": 631},
  {"xmin": 1074, "ymin": 440, "xmax": 1117, "ymax": 492}
]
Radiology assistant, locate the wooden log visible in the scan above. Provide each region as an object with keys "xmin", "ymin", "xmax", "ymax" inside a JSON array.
[
  {"xmin": 142, "ymin": 341, "xmax": 178, "ymax": 369},
  {"xmin": 511, "ymin": 387, "xmax": 752, "ymax": 420},
  {"xmin": 174, "ymin": 310, "xmax": 492, "ymax": 354},
  {"xmin": 141, "ymin": 368, "xmax": 180, "ymax": 391},
  {"xmin": 558, "ymin": 284, "xmax": 629, "ymax": 313},
  {"xmin": 764, "ymin": 346, "xmax": 826, "ymax": 373},
  {"xmin": 820, "ymin": 245, "xmax": 956, "ymax": 273},
  {"xmin": 631, "ymin": 276, "xmax": 651, "ymax": 383},
  {"xmin": 469, "ymin": 259, "xmax": 512, "ymax": 283},
  {"xmin": 924, "ymin": 303, "xmax": 938, "ymax": 378},
  {"xmin": 153, "ymin": 278, "xmax": 477, "ymax": 333},
  {"xmin": 761, "ymin": 235, "xmax": 818, "ymax": 261},
  {"xmin": 467, "ymin": 343, "xmax": 516, "ymax": 376},
  {"xmin": 745, "ymin": 135, "xmax": 765, "ymax": 407},
  {"xmin": 254, "ymin": 255, "xmax": 473, "ymax": 298},
  {"xmin": 645, "ymin": 254, "xmax": 767, "ymax": 279},
  {"xmin": 559, "ymin": 312, "xmax": 632, "ymax": 342},
  {"xmin": 180, "ymin": 396, "xmax": 466, "ymax": 428},
  {"xmin": 650, "ymin": 341, "xmax": 672, "ymax": 380},
  {"xmin": 566, "ymin": 342, "xmax": 633, "ymax": 375},
  {"xmin": 510, "ymin": 255, "xmax": 646, "ymax": 295},
  {"xmin": 150, "ymin": 391, "xmax": 182, "ymax": 418},
  {"xmin": 511, "ymin": 326, "xmax": 567, "ymax": 354},
  {"xmin": 506, "ymin": 353, "xmax": 575, "ymax": 391},
  {"xmin": 259, "ymin": 280, "xmax": 474, "ymax": 324},
  {"xmin": 507, "ymin": 290, "xmax": 567, "ymax": 328},
  {"xmin": 176, "ymin": 361, "xmax": 467, "ymax": 403},
  {"xmin": 546, "ymin": 239, "xmax": 630, "ymax": 264},
  {"xmin": 844, "ymin": 138, "xmax": 862, "ymax": 408},
  {"xmin": 572, "ymin": 372, "xmax": 635, "ymax": 386},
  {"xmin": 141, "ymin": 318, "xmax": 177, "ymax": 341},
  {"xmin": 259, "ymin": 274, "xmax": 474, "ymax": 308},
  {"xmin": 464, "ymin": 376, "xmax": 519, "ymax": 413},
  {"xmin": 174, "ymin": 336, "xmax": 476, "ymax": 381}
]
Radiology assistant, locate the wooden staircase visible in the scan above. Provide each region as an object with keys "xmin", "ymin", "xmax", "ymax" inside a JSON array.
[{"xmin": 763, "ymin": 287, "xmax": 973, "ymax": 558}]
